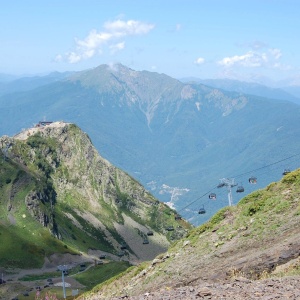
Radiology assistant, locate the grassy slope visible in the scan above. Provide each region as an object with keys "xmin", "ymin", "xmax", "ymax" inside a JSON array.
[
  {"xmin": 0, "ymin": 125, "xmax": 191, "ymax": 269},
  {"xmin": 0, "ymin": 132, "xmax": 118, "ymax": 267},
  {"xmin": 73, "ymin": 261, "xmax": 131, "ymax": 291},
  {"xmin": 0, "ymin": 155, "xmax": 77, "ymax": 268},
  {"xmin": 78, "ymin": 169, "xmax": 300, "ymax": 299}
]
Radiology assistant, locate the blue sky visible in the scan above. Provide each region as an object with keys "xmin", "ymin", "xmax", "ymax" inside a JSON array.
[{"xmin": 1, "ymin": 0, "xmax": 300, "ymax": 84}]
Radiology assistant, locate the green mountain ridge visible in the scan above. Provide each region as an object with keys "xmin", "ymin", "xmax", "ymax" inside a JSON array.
[{"xmin": 0, "ymin": 122, "xmax": 191, "ymax": 270}]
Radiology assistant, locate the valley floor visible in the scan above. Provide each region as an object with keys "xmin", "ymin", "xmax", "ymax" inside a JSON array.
[{"xmin": 0, "ymin": 251, "xmax": 126, "ymax": 299}]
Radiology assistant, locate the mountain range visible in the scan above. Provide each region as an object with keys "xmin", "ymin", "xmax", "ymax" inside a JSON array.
[
  {"xmin": 1, "ymin": 64, "xmax": 300, "ymax": 224},
  {"xmin": 180, "ymin": 77, "xmax": 300, "ymax": 105}
]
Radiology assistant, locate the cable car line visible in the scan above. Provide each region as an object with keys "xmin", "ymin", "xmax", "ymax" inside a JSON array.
[
  {"xmin": 173, "ymin": 151, "xmax": 300, "ymax": 218},
  {"xmin": 176, "ymin": 185, "xmax": 218, "ymax": 214},
  {"xmin": 95, "ymin": 151, "xmax": 300, "ymax": 258},
  {"xmin": 231, "ymin": 152, "xmax": 300, "ymax": 180}
]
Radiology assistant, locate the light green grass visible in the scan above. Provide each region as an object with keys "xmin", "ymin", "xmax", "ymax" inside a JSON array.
[{"xmin": 74, "ymin": 261, "xmax": 131, "ymax": 291}]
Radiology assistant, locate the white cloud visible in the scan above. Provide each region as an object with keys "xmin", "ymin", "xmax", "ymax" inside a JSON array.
[
  {"xmin": 217, "ymin": 48, "xmax": 286, "ymax": 68},
  {"xmin": 104, "ymin": 19, "xmax": 154, "ymax": 35},
  {"xmin": 75, "ymin": 30, "xmax": 112, "ymax": 49},
  {"xmin": 67, "ymin": 52, "xmax": 82, "ymax": 63},
  {"xmin": 59, "ymin": 19, "xmax": 155, "ymax": 64},
  {"xmin": 194, "ymin": 57, "xmax": 205, "ymax": 65},
  {"xmin": 109, "ymin": 42, "xmax": 125, "ymax": 54},
  {"xmin": 269, "ymin": 48, "xmax": 282, "ymax": 60},
  {"xmin": 218, "ymin": 51, "xmax": 265, "ymax": 67}
]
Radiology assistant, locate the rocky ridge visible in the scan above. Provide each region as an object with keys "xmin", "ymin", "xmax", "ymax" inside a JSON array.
[{"xmin": 0, "ymin": 121, "xmax": 191, "ymax": 267}]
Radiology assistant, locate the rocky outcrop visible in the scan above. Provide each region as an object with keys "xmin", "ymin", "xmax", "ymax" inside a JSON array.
[{"xmin": 25, "ymin": 191, "xmax": 50, "ymax": 227}]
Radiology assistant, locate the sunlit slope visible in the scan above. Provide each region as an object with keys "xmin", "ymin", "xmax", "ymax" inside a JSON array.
[
  {"xmin": 0, "ymin": 122, "xmax": 191, "ymax": 268},
  {"xmin": 79, "ymin": 169, "xmax": 300, "ymax": 299}
]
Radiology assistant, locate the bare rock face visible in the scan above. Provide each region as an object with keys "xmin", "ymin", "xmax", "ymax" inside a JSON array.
[{"xmin": 25, "ymin": 191, "xmax": 49, "ymax": 226}]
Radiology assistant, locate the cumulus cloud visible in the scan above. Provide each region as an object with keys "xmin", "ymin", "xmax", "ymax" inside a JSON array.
[
  {"xmin": 194, "ymin": 57, "xmax": 205, "ymax": 65},
  {"xmin": 218, "ymin": 51, "xmax": 266, "ymax": 67},
  {"xmin": 104, "ymin": 19, "xmax": 154, "ymax": 35},
  {"xmin": 67, "ymin": 52, "xmax": 82, "ymax": 64},
  {"xmin": 59, "ymin": 19, "xmax": 155, "ymax": 64},
  {"xmin": 218, "ymin": 47, "xmax": 286, "ymax": 69},
  {"xmin": 109, "ymin": 42, "xmax": 125, "ymax": 54}
]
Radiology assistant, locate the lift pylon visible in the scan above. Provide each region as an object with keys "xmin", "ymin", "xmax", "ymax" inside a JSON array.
[{"xmin": 217, "ymin": 178, "xmax": 237, "ymax": 206}]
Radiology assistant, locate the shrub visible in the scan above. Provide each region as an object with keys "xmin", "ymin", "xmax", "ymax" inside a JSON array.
[
  {"xmin": 282, "ymin": 169, "xmax": 300, "ymax": 184},
  {"xmin": 243, "ymin": 199, "xmax": 266, "ymax": 216}
]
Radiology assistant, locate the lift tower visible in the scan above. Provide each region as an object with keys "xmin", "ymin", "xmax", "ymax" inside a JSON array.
[{"xmin": 217, "ymin": 178, "xmax": 237, "ymax": 206}]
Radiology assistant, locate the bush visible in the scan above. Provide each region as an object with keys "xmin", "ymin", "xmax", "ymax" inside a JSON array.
[
  {"xmin": 282, "ymin": 169, "xmax": 300, "ymax": 184},
  {"xmin": 243, "ymin": 199, "xmax": 266, "ymax": 216}
]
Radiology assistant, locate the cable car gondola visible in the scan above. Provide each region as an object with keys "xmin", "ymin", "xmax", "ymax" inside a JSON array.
[
  {"xmin": 236, "ymin": 185, "xmax": 244, "ymax": 193},
  {"xmin": 166, "ymin": 226, "xmax": 174, "ymax": 231},
  {"xmin": 209, "ymin": 193, "xmax": 216, "ymax": 200},
  {"xmin": 117, "ymin": 251, "xmax": 125, "ymax": 257},
  {"xmin": 198, "ymin": 205, "xmax": 206, "ymax": 214},
  {"xmin": 248, "ymin": 176, "xmax": 257, "ymax": 184},
  {"xmin": 120, "ymin": 243, "xmax": 127, "ymax": 250},
  {"xmin": 282, "ymin": 169, "xmax": 291, "ymax": 175}
]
